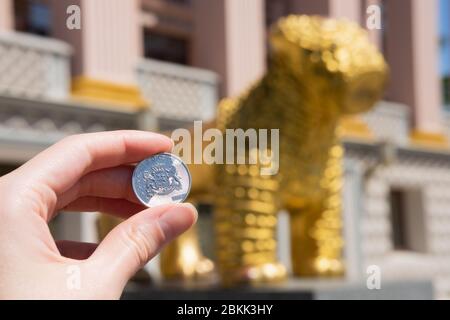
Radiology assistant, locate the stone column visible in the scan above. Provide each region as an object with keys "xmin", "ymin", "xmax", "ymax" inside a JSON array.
[
  {"xmin": 51, "ymin": 0, "xmax": 146, "ymax": 110},
  {"xmin": 384, "ymin": 0, "xmax": 445, "ymax": 147},
  {"xmin": 0, "ymin": 0, "xmax": 14, "ymax": 31},
  {"xmin": 192, "ymin": 0, "xmax": 266, "ymax": 97},
  {"xmin": 329, "ymin": 0, "xmax": 361, "ymax": 23}
]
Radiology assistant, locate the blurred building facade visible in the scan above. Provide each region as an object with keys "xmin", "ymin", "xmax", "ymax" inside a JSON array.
[{"xmin": 0, "ymin": 0, "xmax": 449, "ymax": 298}]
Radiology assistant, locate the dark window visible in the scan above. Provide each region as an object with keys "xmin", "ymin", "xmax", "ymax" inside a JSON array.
[
  {"xmin": 265, "ymin": 0, "xmax": 288, "ymax": 27},
  {"xmin": 390, "ymin": 190, "xmax": 408, "ymax": 250},
  {"xmin": 166, "ymin": 0, "xmax": 191, "ymax": 6},
  {"xmin": 14, "ymin": 0, "xmax": 52, "ymax": 36},
  {"xmin": 389, "ymin": 189, "xmax": 427, "ymax": 252},
  {"xmin": 196, "ymin": 203, "xmax": 214, "ymax": 259},
  {"xmin": 143, "ymin": 29, "xmax": 189, "ymax": 65}
]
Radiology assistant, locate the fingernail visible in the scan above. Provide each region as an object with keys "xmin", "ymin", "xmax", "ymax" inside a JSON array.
[{"xmin": 158, "ymin": 203, "xmax": 198, "ymax": 238}]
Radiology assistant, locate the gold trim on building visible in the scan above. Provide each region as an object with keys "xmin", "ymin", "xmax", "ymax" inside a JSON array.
[
  {"xmin": 410, "ymin": 130, "xmax": 449, "ymax": 149},
  {"xmin": 338, "ymin": 116, "xmax": 374, "ymax": 140},
  {"xmin": 71, "ymin": 77, "xmax": 148, "ymax": 110}
]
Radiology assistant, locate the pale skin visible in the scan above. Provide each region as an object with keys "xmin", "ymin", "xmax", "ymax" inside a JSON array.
[{"xmin": 0, "ymin": 131, "xmax": 198, "ymax": 299}]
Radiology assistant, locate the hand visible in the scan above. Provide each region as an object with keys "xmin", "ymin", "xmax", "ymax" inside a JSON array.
[{"xmin": 0, "ymin": 131, "xmax": 197, "ymax": 299}]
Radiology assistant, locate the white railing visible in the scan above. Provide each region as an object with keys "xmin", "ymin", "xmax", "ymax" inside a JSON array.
[
  {"xmin": 137, "ymin": 58, "xmax": 219, "ymax": 123},
  {"xmin": 363, "ymin": 101, "xmax": 410, "ymax": 145},
  {"xmin": 0, "ymin": 31, "xmax": 72, "ymax": 100}
]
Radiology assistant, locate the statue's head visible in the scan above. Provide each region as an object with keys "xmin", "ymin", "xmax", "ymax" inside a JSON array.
[{"xmin": 270, "ymin": 15, "xmax": 388, "ymax": 115}]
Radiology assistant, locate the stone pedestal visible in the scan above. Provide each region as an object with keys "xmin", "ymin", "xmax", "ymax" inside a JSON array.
[{"xmin": 123, "ymin": 279, "xmax": 433, "ymax": 300}]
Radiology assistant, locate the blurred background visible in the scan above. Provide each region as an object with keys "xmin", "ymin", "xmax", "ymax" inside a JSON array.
[{"xmin": 0, "ymin": 0, "xmax": 449, "ymax": 299}]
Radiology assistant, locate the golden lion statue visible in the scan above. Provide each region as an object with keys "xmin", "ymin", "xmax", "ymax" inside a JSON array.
[
  {"xmin": 167, "ymin": 15, "xmax": 387, "ymax": 284},
  {"xmin": 100, "ymin": 15, "xmax": 387, "ymax": 285}
]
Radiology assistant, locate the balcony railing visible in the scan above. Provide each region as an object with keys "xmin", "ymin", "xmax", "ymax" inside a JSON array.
[
  {"xmin": 137, "ymin": 58, "xmax": 219, "ymax": 125},
  {"xmin": 0, "ymin": 32, "xmax": 72, "ymax": 100},
  {"xmin": 0, "ymin": 95, "xmax": 139, "ymax": 162},
  {"xmin": 363, "ymin": 101, "xmax": 410, "ymax": 145}
]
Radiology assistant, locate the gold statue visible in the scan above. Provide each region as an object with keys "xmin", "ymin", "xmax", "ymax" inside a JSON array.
[
  {"xmin": 213, "ymin": 15, "xmax": 386, "ymax": 283},
  {"xmin": 99, "ymin": 15, "xmax": 387, "ymax": 285},
  {"xmin": 166, "ymin": 15, "xmax": 387, "ymax": 284},
  {"xmin": 159, "ymin": 129, "xmax": 216, "ymax": 281}
]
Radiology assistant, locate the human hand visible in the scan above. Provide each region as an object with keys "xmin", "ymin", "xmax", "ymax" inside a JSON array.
[{"xmin": 0, "ymin": 131, "xmax": 197, "ymax": 299}]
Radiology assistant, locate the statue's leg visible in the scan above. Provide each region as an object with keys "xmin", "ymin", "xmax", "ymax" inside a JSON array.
[
  {"xmin": 215, "ymin": 162, "xmax": 286, "ymax": 285},
  {"xmin": 289, "ymin": 144, "xmax": 345, "ymax": 277},
  {"xmin": 160, "ymin": 162, "xmax": 216, "ymax": 281}
]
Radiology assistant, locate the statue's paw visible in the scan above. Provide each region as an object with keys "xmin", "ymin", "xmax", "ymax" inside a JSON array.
[
  {"xmin": 194, "ymin": 257, "xmax": 215, "ymax": 278},
  {"xmin": 232, "ymin": 262, "xmax": 287, "ymax": 285},
  {"xmin": 293, "ymin": 257, "xmax": 344, "ymax": 277}
]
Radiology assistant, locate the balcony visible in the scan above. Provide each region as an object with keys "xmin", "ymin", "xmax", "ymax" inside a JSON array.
[
  {"xmin": 0, "ymin": 32, "xmax": 143, "ymax": 162},
  {"xmin": 137, "ymin": 58, "xmax": 219, "ymax": 129},
  {"xmin": 363, "ymin": 101, "xmax": 410, "ymax": 145},
  {"xmin": 0, "ymin": 31, "xmax": 72, "ymax": 100}
]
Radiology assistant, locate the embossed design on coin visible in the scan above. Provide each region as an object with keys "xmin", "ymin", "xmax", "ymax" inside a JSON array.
[{"xmin": 132, "ymin": 153, "xmax": 191, "ymax": 207}]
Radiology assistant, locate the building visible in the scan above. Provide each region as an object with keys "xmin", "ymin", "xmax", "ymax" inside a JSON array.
[{"xmin": 0, "ymin": 0, "xmax": 449, "ymax": 298}]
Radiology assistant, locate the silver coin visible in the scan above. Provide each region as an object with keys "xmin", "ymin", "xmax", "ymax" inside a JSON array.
[{"xmin": 132, "ymin": 153, "xmax": 191, "ymax": 207}]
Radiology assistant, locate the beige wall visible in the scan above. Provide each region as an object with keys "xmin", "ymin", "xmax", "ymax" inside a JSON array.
[
  {"xmin": 0, "ymin": 0, "xmax": 13, "ymax": 31},
  {"xmin": 384, "ymin": 0, "xmax": 443, "ymax": 133},
  {"xmin": 364, "ymin": 0, "xmax": 383, "ymax": 49},
  {"xmin": 52, "ymin": 0, "xmax": 142, "ymax": 85},
  {"xmin": 330, "ymin": 0, "xmax": 361, "ymax": 23},
  {"xmin": 51, "ymin": 0, "xmax": 83, "ymax": 76},
  {"xmin": 193, "ymin": 0, "xmax": 266, "ymax": 97},
  {"xmin": 411, "ymin": 0, "xmax": 442, "ymax": 133},
  {"xmin": 192, "ymin": 0, "xmax": 227, "ymax": 92}
]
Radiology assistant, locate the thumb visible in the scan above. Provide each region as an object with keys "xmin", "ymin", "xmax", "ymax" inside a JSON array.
[{"xmin": 89, "ymin": 203, "xmax": 197, "ymax": 288}]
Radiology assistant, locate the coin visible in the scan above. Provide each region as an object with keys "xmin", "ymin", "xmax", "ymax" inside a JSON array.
[{"xmin": 132, "ymin": 153, "xmax": 191, "ymax": 207}]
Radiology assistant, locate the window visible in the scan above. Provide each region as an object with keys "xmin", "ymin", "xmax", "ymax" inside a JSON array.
[
  {"xmin": 143, "ymin": 29, "xmax": 189, "ymax": 65},
  {"xmin": 14, "ymin": 0, "xmax": 52, "ymax": 36},
  {"xmin": 14, "ymin": 0, "xmax": 51, "ymax": 36},
  {"xmin": 440, "ymin": 0, "xmax": 450, "ymax": 108},
  {"xmin": 389, "ymin": 189, "xmax": 427, "ymax": 252},
  {"xmin": 265, "ymin": 0, "xmax": 289, "ymax": 27}
]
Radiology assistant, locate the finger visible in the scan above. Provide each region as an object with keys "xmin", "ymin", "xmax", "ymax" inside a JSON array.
[
  {"xmin": 56, "ymin": 165, "xmax": 138, "ymax": 210},
  {"xmin": 56, "ymin": 240, "xmax": 98, "ymax": 260},
  {"xmin": 15, "ymin": 130, "xmax": 172, "ymax": 198},
  {"xmin": 89, "ymin": 203, "xmax": 197, "ymax": 288},
  {"xmin": 63, "ymin": 197, "xmax": 146, "ymax": 219}
]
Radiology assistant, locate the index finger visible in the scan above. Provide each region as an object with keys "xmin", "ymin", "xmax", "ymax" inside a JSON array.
[{"xmin": 15, "ymin": 130, "xmax": 173, "ymax": 196}]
